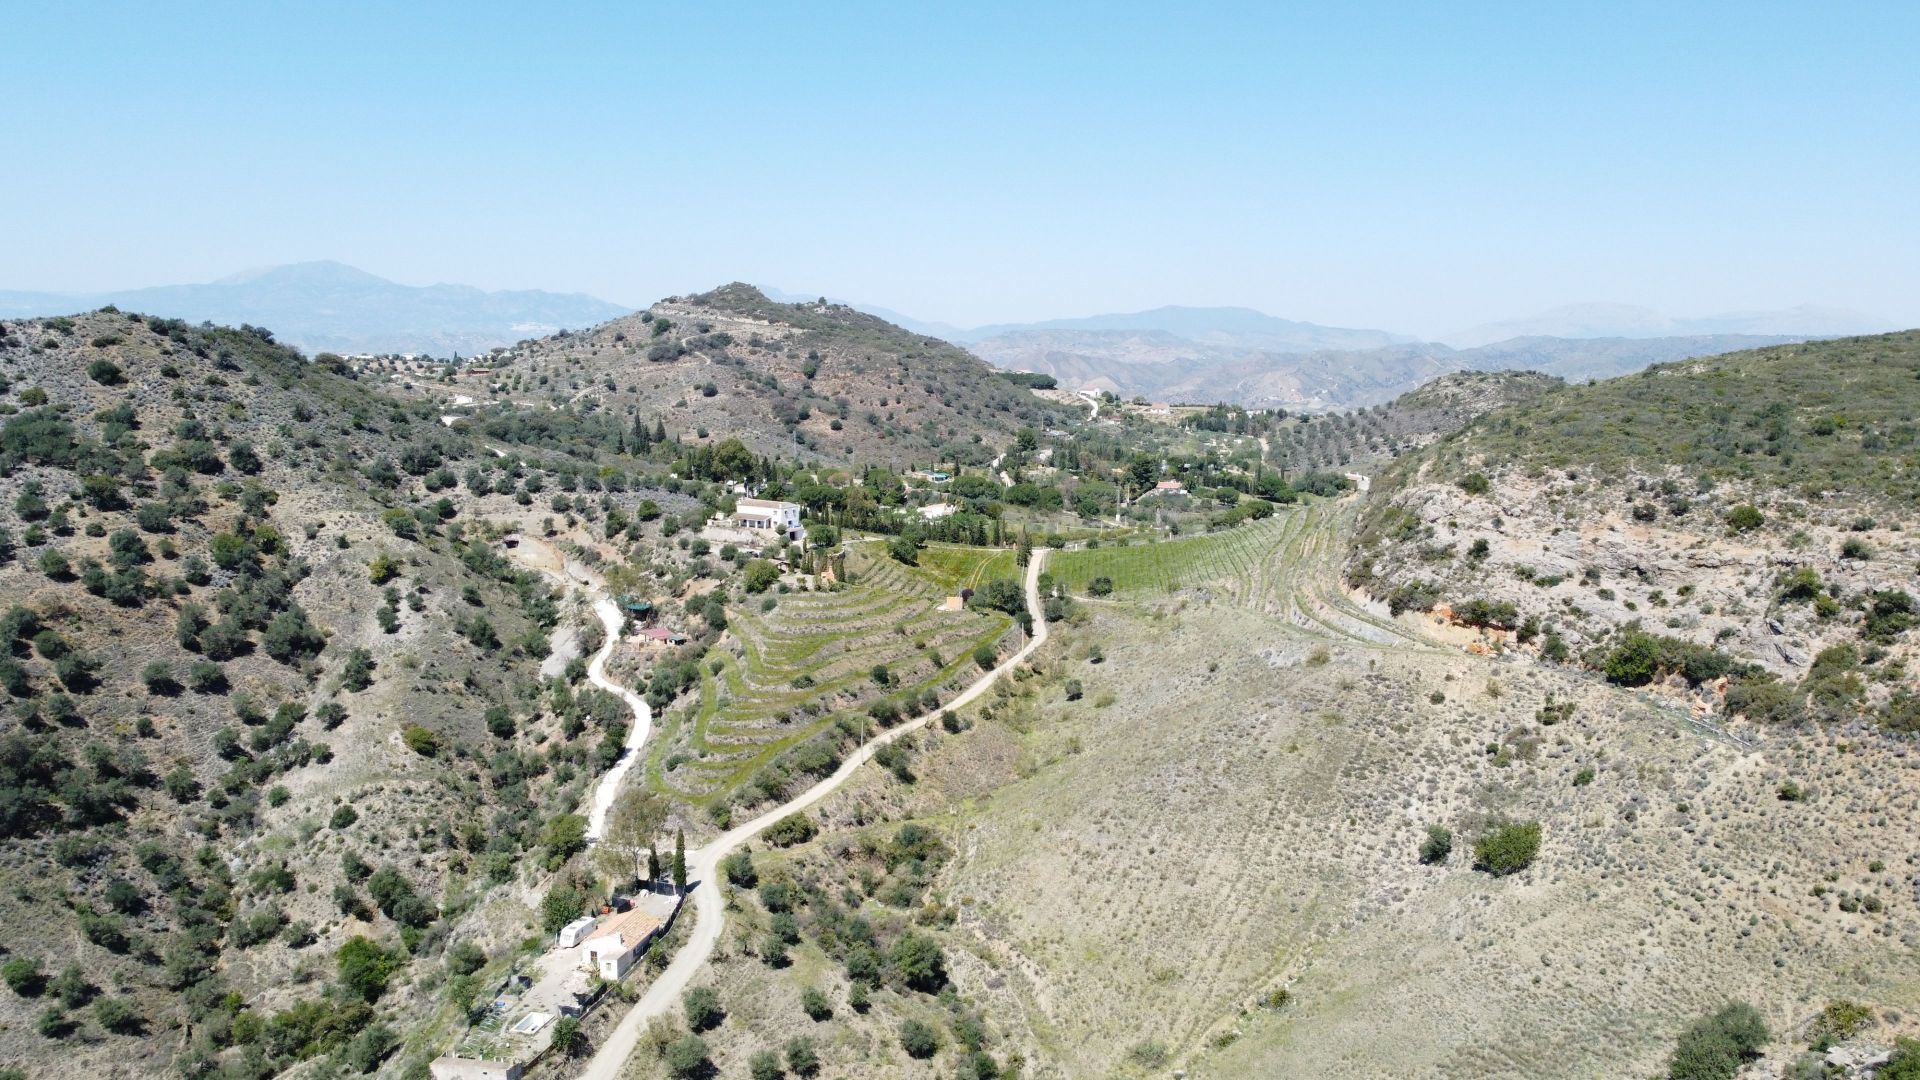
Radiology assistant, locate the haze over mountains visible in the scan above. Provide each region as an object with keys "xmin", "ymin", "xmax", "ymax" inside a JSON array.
[
  {"xmin": 0, "ymin": 262, "xmax": 1897, "ymax": 411},
  {"xmin": 0, "ymin": 260, "xmax": 632, "ymax": 356},
  {"xmin": 763, "ymin": 283, "xmax": 1896, "ymax": 408}
]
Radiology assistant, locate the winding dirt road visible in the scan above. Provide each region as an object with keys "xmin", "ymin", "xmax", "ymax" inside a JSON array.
[
  {"xmin": 580, "ymin": 594, "xmax": 653, "ymax": 842},
  {"xmin": 573, "ymin": 549, "xmax": 1051, "ymax": 1080},
  {"xmin": 502, "ymin": 537, "xmax": 651, "ymax": 844}
]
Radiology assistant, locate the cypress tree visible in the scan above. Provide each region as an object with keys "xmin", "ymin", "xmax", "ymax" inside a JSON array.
[{"xmin": 672, "ymin": 830, "xmax": 687, "ymax": 893}]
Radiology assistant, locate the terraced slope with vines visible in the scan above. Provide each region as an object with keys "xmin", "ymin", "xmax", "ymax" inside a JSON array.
[{"xmin": 647, "ymin": 546, "xmax": 1017, "ymax": 816}]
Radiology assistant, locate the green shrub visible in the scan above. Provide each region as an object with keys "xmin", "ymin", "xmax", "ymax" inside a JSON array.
[
  {"xmin": 684, "ymin": 985, "xmax": 723, "ymax": 1031},
  {"xmin": 900, "ymin": 1018, "xmax": 939, "ymax": 1058},
  {"xmin": 744, "ymin": 559, "xmax": 780, "ymax": 593},
  {"xmin": 1726, "ymin": 504, "xmax": 1764, "ymax": 533},
  {"xmin": 1418, "ymin": 825, "xmax": 1453, "ymax": 865},
  {"xmin": 765, "ymin": 813, "xmax": 817, "ymax": 848},
  {"xmin": 784, "ymin": 1037, "xmax": 819, "ymax": 1077},
  {"xmin": 721, "ymin": 850, "xmax": 757, "ymax": 888},
  {"xmin": 2, "ymin": 957, "xmax": 45, "ymax": 996},
  {"xmin": 1472, "ymin": 821, "xmax": 1541, "ymax": 876},
  {"xmin": 540, "ymin": 884, "xmax": 585, "ymax": 934},
  {"xmin": 1666, "ymin": 1001, "xmax": 1767, "ymax": 1080},
  {"xmin": 886, "ymin": 931, "xmax": 947, "ymax": 992},
  {"xmin": 748, "ymin": 1050, "xmax": 783, "ymax": 1080},
  {"xmin": 336, "ymin": 936, "xmax": 397, "ymax": 1002},
  {"xmin": 665, "ymin": 1035, "xmax": 711, "ymax": 1079}
]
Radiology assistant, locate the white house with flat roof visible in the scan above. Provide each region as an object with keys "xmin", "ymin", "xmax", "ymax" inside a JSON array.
[{"xmin": 729, "ymin": 498, "xmax": 805, "ymax": 543}]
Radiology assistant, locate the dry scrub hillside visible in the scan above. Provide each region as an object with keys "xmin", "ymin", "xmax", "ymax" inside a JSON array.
[
  {"xmin": 611, "ymin": 514, "xmax": 1920, "ymax": 1080},
  {"xmin": 479, "ymin": 283, "xmax": 1077, "ymax": 468},
  {"xmin": 0, "ymin": 311, "xmax": 682, "ymax": 1079},
  {"xmin": 1354, "ymin": 332, "xmax": 1920, "ymax": 730}
]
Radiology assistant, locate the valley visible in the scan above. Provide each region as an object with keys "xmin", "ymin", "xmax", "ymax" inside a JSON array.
[{"xmin": 0, "ymin": 301, "xmax": 1913, "ymax": 1080}]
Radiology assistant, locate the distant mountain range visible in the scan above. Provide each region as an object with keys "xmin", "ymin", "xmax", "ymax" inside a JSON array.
[
  {"xmin": 0, "ymin": 261, "xmax": 632, "ymax": 356},
  {"xmin": 0, "ymin": 264, "xmax": 1896, "ymax": 409},
  {"xmin": 968, "ymin": 332, "xmax": 1811, "ymax": 411},
  {"xmin": 773, "ymin": 294, "xmax": 1893, "ymax": 411}
]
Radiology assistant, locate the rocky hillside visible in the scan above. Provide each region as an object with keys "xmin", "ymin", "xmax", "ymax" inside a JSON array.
[
  {"xmin": 486, "ymin": 284, "xmax": 1076, "ymax": 469},
  {"xmin": 1353, "ymin": 332, "xmax": 1920, "ymax": 729},
  {"xmin": 0, "ymin": 309, "xmax": 702, "ymax": 1078}
]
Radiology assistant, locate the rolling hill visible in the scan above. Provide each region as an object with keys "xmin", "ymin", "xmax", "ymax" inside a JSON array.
[{"xmin": 477, "ymin": 283, "xmax": 1077, "ymax": 469}]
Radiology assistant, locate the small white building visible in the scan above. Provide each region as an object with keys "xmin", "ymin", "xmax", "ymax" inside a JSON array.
[
  {"xmin": 1152, "ymin": 479, "xmax": 1189, "ymax": 497},
  {"xmin": 557, "ymin": 916, "xmax": 597, "ymax": 949},
  {"xmin": 729, "ymin": 498, "xmax": 805, "ymax": 543},
  {"xmin": 582, "ymin": 908, "xmax": 665, "ymax": 981},
  {"xmin": 918, "ymin": 502, "xmax": 958, "ymax": 521}
]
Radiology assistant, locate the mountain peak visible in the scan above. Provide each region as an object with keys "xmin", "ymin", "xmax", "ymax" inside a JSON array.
[{"xmin": 213, "ymin": 260, "xmax": 392, "ymax": 288}]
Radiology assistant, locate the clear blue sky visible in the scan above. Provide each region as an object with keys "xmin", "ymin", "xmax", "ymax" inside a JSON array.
[{"xmin": 5, "ymin": 1, "xmax": 1916, "ymax": 335}]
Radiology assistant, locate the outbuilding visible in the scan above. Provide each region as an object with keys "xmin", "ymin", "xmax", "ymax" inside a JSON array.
[{"xmin": 556, "ymin": 916, "xmax": 597, "ymax": 949}]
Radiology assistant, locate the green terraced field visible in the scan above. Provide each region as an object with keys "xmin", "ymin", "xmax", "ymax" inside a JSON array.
[
  {"xmin": 1048, "ymin": 500, "xmax": 1438, "ymax": 650},
  {"xmin": 648, "ymin": 547, "xmax": 1016, "ymax": 809},
  {"xmin": 907, "ymin": 543, "xmax": 1020, "ymax": 592},
  {"xmin": 1051, "ymin": 515, "xmax": 1295, "ymax": 596}
]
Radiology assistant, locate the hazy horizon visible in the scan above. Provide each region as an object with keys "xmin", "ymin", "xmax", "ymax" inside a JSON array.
[{"xmin": 5, "ymin": 4, "xmax": 1917, "ymax": 339}]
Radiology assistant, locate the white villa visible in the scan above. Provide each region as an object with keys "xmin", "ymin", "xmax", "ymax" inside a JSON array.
[{"xmin": 729, "ymin": 498, "xmax": 805, "ymax": 543}]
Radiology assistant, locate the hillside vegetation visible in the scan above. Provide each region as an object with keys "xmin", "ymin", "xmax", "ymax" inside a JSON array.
[
  {"xmin": 474, "ymin": 283, "xmax": 1075, "ymax": 468},
  {"xmin": 1355, "ymin": 331, "xmax": 1920, "ymax": 730}
]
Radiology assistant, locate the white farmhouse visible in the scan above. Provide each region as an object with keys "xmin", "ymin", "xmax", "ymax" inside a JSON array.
[
  {"xmin": 581, "ymin": 908, "xmax": 665, "ymax": 980},
  {"xmin": 729, "ymin": 498, "xmax": 805, "ymax": 544}
]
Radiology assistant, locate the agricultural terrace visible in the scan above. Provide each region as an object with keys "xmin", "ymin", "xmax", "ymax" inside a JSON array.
[
  {"xmin": 647, "ymin": 542, "xmax": 1018, "ymax": 814},
  {"xmin": 906, "ymin": 542, "xmax": 1019, "ymax": 592},
  {"xmin": 1051, "ymin": 514, "xmax": 1297, "ymax": 597},
  {"xmin": 1052, "ymin": 499, "xmax": 1434, "ymax": 649}
]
